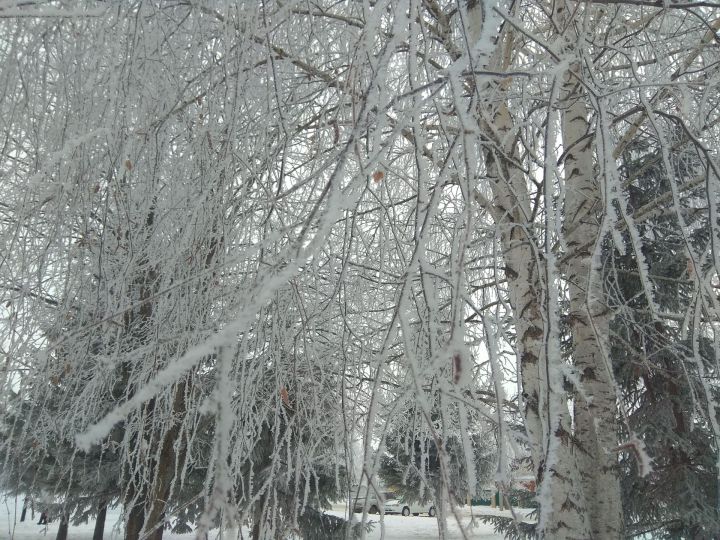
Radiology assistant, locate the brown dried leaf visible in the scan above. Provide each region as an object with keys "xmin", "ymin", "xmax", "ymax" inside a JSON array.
[{"xmin": 280, "ymin": 386, "xmax": 290, "ymax": 407}]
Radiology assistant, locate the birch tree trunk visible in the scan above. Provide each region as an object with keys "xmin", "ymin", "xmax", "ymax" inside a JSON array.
[
  {"xmin": 466, "ymin": 3, "xmax": 592, "ymax": 537},
  {"xmin": 560, "ymin": 63, "xmax": 624, "ymax": 538},
  {"xmin": 482, "ymin": 98, "xmax": 591, "ymax": 540}
]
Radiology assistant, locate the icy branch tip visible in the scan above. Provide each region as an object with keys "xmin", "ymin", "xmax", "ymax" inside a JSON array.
[
  {"xmin": 75, "ymin": 410, "xmax": 125, "ymax": 451},
  {"xmin": 613, "ymin": 436, "xmax": 653, "ymax": 478}
]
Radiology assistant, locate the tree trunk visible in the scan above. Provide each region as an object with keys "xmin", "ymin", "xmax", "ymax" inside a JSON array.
[
  {"xmin": 93, "ymin": 501, "xmax": 107, "ymax": 540},
  {"xmin": 55, "ymin": 515, "xmax": 69, "ymax": 540},
  {"xmin": 251, "ymin": 499, "xmax": 264, "ymax": 540},
  {"xmin": 561, "ymin": 62, "xmax": 624, "ymax": 538},
  {"xmin": 119, "ymin": 205, "xmax": 211, "ymax": 540},
  {"xmin": 465, "ymin": 5, "xmax": 591, "ymax": 537},
  {"xmin": 484, "ymin": 104, "xmax": 590, "ymax": 540},
  {"xmin": 434, "ymin": 490, "xmax": 448, "ymax": 539},
  {"xmin": 125, "ymin": 499, "xmax": 145, "ymax": 540},
  {"xmin": 142, "ymin": 380, "xmax": 188, "ymax": 540},
  {"xmin": 120, "ymin": 211, "xmax": 186, "ymax": 540}
]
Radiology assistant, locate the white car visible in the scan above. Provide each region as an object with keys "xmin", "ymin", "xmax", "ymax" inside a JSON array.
[
  {"xmin": 352, "ymin": 490, "xmax": 395, "ymax": 514},
  {"xmin": 383, "ymin": 498, "xmax": 436, "ymax": 517}
]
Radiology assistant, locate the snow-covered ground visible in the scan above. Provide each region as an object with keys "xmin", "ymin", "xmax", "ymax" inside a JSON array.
[{"xmin": 1, "ymin": 500, "xmax": 532, "ymax": 539}]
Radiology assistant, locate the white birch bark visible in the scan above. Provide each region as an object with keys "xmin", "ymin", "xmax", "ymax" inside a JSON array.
[
  {"xmin": 466, "ymin": 4, "xmax": 591, "ymax": 537},
  {"xmin": 560, "ymin": 64, "xmax": 624, "ymax": 538},
  {"xmin": 484, "ymin": 102, "xmax": 592, "ymax": 540}
]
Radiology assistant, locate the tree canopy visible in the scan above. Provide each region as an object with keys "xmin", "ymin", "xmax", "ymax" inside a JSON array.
[{"xmin": 1, "ymin": 1, "xmax": 719, "ymax": 539}]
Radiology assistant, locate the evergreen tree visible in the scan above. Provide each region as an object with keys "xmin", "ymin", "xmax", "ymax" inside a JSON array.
[
  {"xmin": 378, "ymin": 406, "xmax": 495, "ymax": 507},
  {"xmin": 1, "ymin": 388, "xmax": 120, "ymax": 540},
  {"xmin": 610, "ymin": 131, "xmax": 720, "ymax": 537}
]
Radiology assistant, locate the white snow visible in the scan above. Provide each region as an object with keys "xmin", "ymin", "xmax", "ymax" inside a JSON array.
[{"xmin": 1, "ymin": 500, "xmax": 533, "ymax": 540}]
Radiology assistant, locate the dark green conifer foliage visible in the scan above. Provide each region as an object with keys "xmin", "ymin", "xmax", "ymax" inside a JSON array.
[
  {"xmin": 378, "ymin": 406, "xmax": 495, "ymax": 506},
  {"xmin": 0, "ymin": 387, "xmax": 120, "ymax": 539},
  {"xmin": 610, "ymin": 131, "xmax": 719, "ymax": 538}
]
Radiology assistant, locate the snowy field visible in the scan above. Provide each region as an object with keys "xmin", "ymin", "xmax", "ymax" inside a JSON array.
[{"xmin": 1, "ymin": 501, "xmax": 532, "ymax": 539}]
